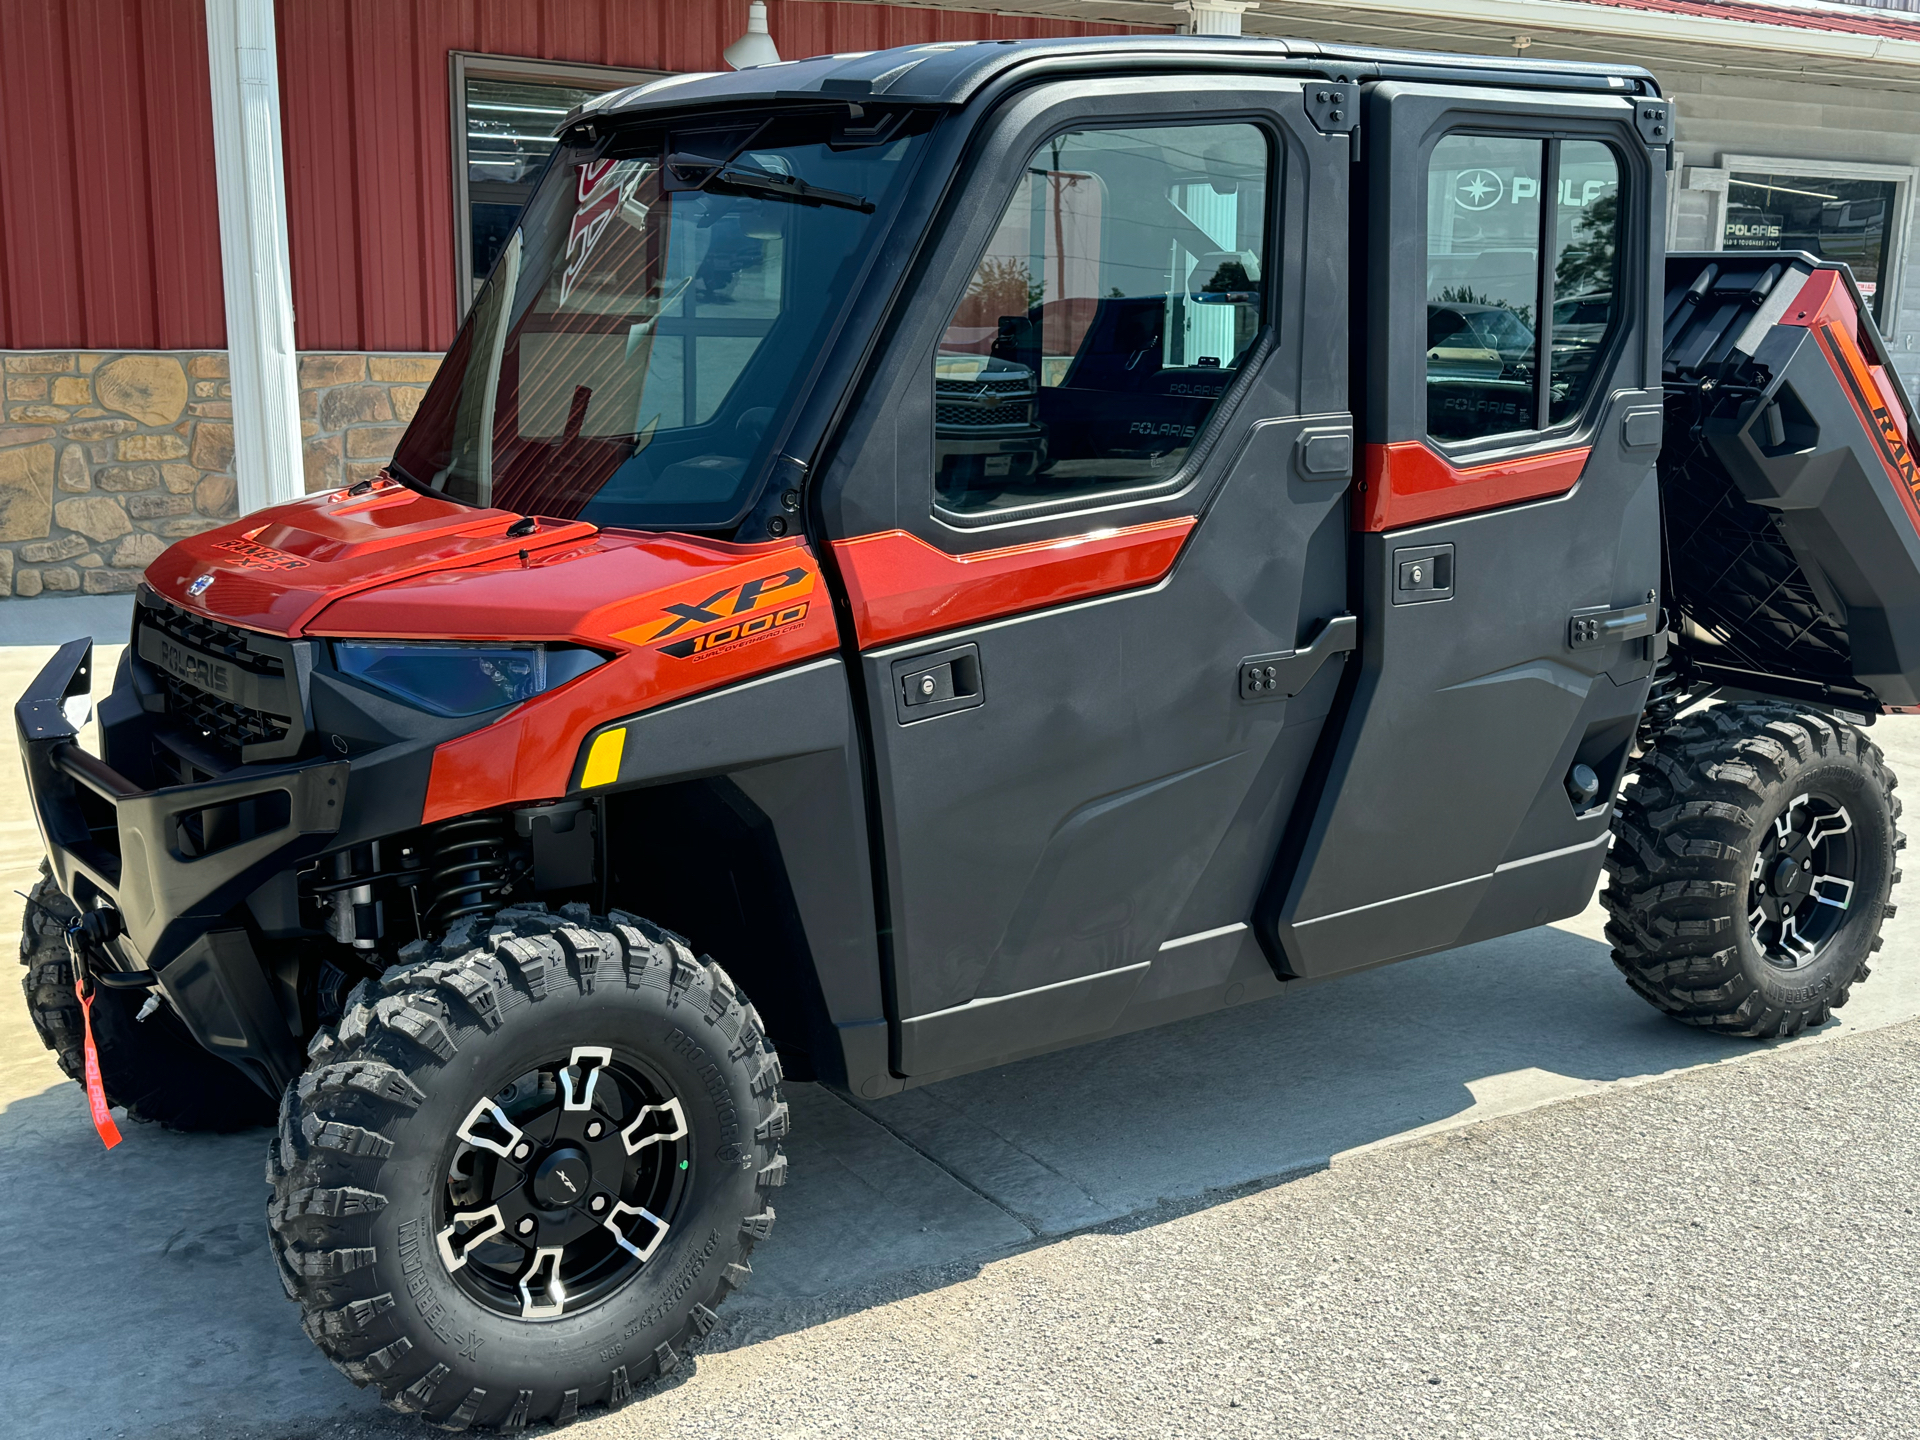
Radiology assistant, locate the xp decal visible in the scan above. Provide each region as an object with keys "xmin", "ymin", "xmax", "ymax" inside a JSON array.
[
  {"xmin": 617, "ymin": 565, "xmax": 818, "ymax": 658},
  {"xmin": 655, "ymin": 602, "xmax": 812, "ymax": 660}
]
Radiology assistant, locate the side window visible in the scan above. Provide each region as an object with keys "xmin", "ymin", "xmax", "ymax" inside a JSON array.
[
  {"xmin": 935, "ymin": 123, "xmax": 1271, "ymax": 514},
  {"xmin": 1425, "ymin": 134, "xmax": 1622, "ymax": 444}
]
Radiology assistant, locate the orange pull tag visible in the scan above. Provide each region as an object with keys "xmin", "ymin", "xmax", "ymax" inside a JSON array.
[{"xmin": 73, "ymin": 979, "xmax": 123, "ymax": 1150}]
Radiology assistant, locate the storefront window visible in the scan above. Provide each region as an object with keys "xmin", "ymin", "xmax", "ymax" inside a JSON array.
[
  {"xmin": 451, "ymin": 55, "xmax": 663, "ymax": 311},
  {"xmin": 1724, "ymin": 172, "xmax": 1899, "ymax": 322}
]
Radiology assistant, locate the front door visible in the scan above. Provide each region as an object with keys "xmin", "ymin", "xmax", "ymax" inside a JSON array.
[{"xmin": 817, "ymin": 78, "xmax": 1355, "ymax": 1078}]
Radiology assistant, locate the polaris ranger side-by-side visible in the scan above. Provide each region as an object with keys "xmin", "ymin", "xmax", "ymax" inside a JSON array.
[{"xmin": 16, "ymin": 35, "xmax": 1917, "ymax": 1430}]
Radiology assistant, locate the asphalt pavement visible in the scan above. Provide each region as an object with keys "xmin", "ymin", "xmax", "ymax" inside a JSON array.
[
  {"xmin": 0, "ymin": 598, "xmax": 1914, "ymax": 1438},
  {"xmin": 573, "ymin": 1021, "xmax": 1920, "ymax": 1441}
]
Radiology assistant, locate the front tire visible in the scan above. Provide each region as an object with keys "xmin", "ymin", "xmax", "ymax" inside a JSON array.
[
  {"xmin": 1604, "ymin": 703, "xmax": 1903, "ymax": 1037},
  {"xmin": 269, "ymin": 904, "xmax": 787, "ymax": 1430},
  {"xmin": 17, "ymin": 862, "xmax": 276, "ymax": 1131}
]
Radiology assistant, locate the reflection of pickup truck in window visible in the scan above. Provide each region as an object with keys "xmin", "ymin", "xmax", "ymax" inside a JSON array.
[
  {"xmin": 1426, "ymin": 301, "xmax": 1537, "ymax": 438},
  {"xmin": 933, "ymin": 350, "xmax": 1047, "ymax": 495}
]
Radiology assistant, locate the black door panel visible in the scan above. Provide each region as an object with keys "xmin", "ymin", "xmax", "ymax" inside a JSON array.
[
  {"xmin": 820, "ymin": 77, "xmax": 1354, "ymax": 1079},
  {"xmin": 1256, "ymin": 80, "xmax": 1665, "ymax": 980},
  {"xmin": 862, "ymin": 410, "xmax": 1352, "ymax": 1046}
]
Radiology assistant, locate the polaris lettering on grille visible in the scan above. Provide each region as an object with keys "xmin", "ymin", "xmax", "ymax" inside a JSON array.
[{"xmin": 153, "ymin": 637, "xmax": 234, "ymax": 697}]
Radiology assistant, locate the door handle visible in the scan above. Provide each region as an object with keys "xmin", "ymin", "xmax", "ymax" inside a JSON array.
[
  {"xmin": 890, "ymin": 643, "xmax": 984, "ymax": 724},
  {"xmin": 1238, "ymin": 614, "xmax": 1357, "ymax": 701}
]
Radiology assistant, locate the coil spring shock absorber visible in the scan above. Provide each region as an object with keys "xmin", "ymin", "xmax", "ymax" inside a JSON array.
[{"xmin": 424, "ymin": 814, "xmax": 511, "ymax": 930}]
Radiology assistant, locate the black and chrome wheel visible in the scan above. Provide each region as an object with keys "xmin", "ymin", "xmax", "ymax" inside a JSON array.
[
  {"xmin": 436, "ymin": 1046, "xmax": 692, "ymax": 1321},
  {"xmin": 269, "ymin": 905, "xmax": 787, "ymax": 1431},
  {"xmin": 1746, "ymin": 792, "xmax": 1858, "ymax": 969},
  {"xmin": 1606, "ymin": 703, "xmax": 1902, "ymax": 1037}
]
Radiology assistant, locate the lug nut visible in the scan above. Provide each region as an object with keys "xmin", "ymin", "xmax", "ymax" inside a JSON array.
[
  {"xmin": 1802, "ymin": 860, "xmax": 1811, "ymax": 870},
  {"xmin": 518, "ymin": 1217, "xmax": 535, "ymax": 1235},
  {"xmin": 586, "ymin": 1120, "xmax": 603, "ymax": 1139},
  {"xmin": 514, "ymin": 1143, "xmax": 532, "ymax": 1160},
  {"xmin": 591, "ymin": 1195, "xmax": 607, "ymax": 1213}
]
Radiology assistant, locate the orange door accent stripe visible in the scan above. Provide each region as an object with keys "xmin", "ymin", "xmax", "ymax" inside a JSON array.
[
  {"xmin": 1357, "ymin": 442, "xmax": 1591, "ymax": 532},
  {"xmin": 831, "ymin": 517, "xmax": 1196, "ymax": 649}
]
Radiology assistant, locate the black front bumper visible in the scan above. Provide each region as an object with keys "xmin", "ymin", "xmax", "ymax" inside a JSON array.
[{"xmin": 17, "ymin": 638, "xmax": 347, "ymax": 1089}]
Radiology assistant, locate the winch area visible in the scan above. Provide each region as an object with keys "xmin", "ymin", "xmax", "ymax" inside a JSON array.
[{"xmin": 1658, "ymin": 251, "xmax": 1920, "ymax": 713}]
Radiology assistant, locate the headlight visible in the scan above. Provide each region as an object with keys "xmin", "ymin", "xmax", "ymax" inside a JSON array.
[{"xmin": 331, "ymin": 641, "xmax": 605, "ymax": 717}]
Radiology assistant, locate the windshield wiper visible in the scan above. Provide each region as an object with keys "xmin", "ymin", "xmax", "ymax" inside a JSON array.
[{"xmin": 666, "ymin": 153, "xmax": 874, "ymax": 214}]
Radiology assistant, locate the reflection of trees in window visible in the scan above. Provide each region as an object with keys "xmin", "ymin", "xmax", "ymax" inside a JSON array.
[
  {"xmin": 1556, "ymin": 191, "xmax": 1617, "ymax": 298},
  {"xmin": 956, "ymin": 256, "xmax": 1042, "ymax": 329}
]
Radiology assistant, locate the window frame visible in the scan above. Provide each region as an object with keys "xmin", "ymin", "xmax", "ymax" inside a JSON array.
[
  {"xmin": 1421, "ymin": 127, "xmax": 1631, "ymax": 452},
  {"xmin": 926, "ymin": 112, "xmax": 1284, "ymax": 529},
  {"xmin": 448, "ymin": 51, "xmax": 665, "ymax": 321}
]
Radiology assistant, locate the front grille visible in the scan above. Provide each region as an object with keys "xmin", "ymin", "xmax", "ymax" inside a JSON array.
[
  {"xmin": 936, "ymin": 401, "xmax": 1032, "ymax": 428},
  {"xmin": 936, "ymin": 375, "xmax": 1033, "ymax": 398},
  {"xmin": 158, "ymin": 672, "xmax": 293, "ymax": 753},
  {"xmin": 139, "ymin": 599, "xmax": 298, "ymax": 762},
  {"xmin": 142, "ymin": 603, "xmax": 286, "ymax": 679}
]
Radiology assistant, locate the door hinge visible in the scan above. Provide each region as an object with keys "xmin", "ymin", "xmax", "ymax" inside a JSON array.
[
  {"xmin": 1634, "ymin": 99, "xmax": 1673, "ymax": 149},
  {"xmin": 1568, "ymin": 601, "xmax": 1658, "ymax": 651},
  {"xmin": 1304, "ymin": 83, "xmax": 1356, "ymax": 137},
  {"xmin": 1239, "ymin": 614, "xmax": 1357, "ymax": 702}
]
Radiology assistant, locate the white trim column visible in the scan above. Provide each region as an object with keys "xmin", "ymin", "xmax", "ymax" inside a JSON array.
[
  {"xmin": 1177, "ymin": 2, "xmax": 1259, "ymax": 36},
  {"xmin": 204, "ymin": 0, "xmax": 303, "ymax": 514}
]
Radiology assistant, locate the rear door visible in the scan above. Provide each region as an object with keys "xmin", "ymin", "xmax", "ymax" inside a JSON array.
[
  {"xmin": 816, "ymin": 76, "xmax": 1354, "ymax": 1078},
  {"xmin": 1261, "ymin": 82, "xmax": 1668, "ymax": 975}
]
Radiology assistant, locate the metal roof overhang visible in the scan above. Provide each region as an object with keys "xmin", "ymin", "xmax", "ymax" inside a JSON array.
[{"xmin": 778, "ymin": 0, "xmax": 1920, "ymax": 93}]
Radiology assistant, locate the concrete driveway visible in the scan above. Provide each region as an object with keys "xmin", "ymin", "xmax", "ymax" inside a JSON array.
[{"xmin": 0, "ymin": 600, "xmax": 1913, "ymax": 1438}]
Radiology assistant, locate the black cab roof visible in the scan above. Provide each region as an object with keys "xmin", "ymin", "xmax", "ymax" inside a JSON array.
[{"xmin": 569, "ymin": 34, "xmax": 1657, "ymax": 132}]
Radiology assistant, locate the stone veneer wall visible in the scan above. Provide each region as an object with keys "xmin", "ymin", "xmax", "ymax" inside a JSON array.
[{"xmin": 0, "ymin": 350, "xmax": 442, "ymax": 599}]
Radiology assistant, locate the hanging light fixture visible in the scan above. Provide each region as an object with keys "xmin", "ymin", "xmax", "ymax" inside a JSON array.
[{"xmin": 724, "ymin": 2, "xmax": 781, "ymax": 70}]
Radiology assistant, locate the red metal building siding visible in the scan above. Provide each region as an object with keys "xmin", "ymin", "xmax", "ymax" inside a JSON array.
[
  {"xmin": 278, "ymin": 0, "xmax": 1158, "ymax": 353},
  {"xmin": 0, "ymin": 0, "xmax": 223, "ymax": 349},
  {"xmin": 0, "ymin": 1, "xmax": 1153, "ymax": 354}
]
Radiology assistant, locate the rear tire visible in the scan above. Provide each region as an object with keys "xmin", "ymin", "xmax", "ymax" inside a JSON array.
[
  {"xmin": 269, "ymin": 903, "xmax": 787, "ymax": 1431},
  {"xmin": 1604, "ymin": 703, "xmax": 1902, "ymax": 1037},
  {"xmin": 18, "ymin": 862, "xmax": 276, "ymax": 1131}
]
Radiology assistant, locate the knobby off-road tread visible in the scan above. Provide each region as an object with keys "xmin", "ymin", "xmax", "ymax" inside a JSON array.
[
  {"xmin": 18, "ymin": 864, "xmax": 83, "ymax": 1076},
  {"xmin": 268, "ymin": 903, "xmax": 787, "ymax": 1431},
  {"xmin": 1603, "ymin": 703, "xmax": 1903, "ymax": 1037},
  {"xmin": 19, "ymin": 862, "xmax": 275, "ymax": 1130}
]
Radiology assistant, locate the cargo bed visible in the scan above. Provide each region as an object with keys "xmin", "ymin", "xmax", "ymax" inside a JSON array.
[{"xmin": 1659, "ymin": 251, "xmax": 1919, "ymax": 712}]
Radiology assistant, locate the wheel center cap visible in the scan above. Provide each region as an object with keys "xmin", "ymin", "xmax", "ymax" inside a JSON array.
[
  {"xmin": 1769, "ymin": 853, "xmax": 1811, "ymax": 901},
  {"xmin": 531, "ymin": 1145, "xmax": 594, "ymax": 1208}
]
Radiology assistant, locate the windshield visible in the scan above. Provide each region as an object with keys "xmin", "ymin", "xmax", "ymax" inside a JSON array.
[{"xmin": 392, "ymin": 109, "xmax": 932, "ymax": 528}]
